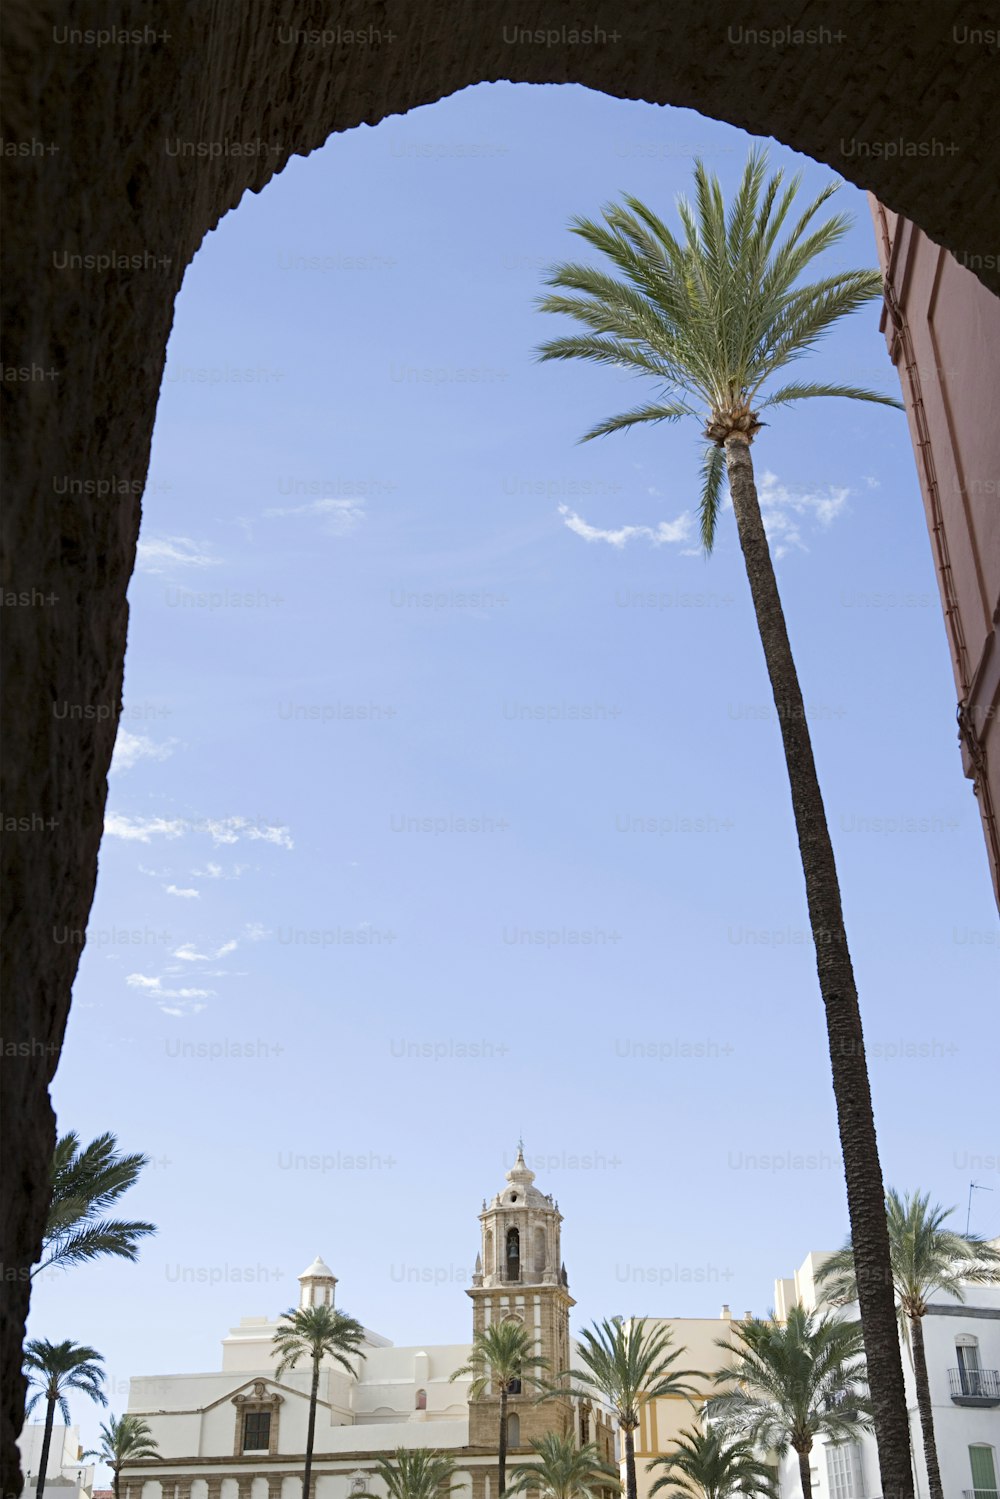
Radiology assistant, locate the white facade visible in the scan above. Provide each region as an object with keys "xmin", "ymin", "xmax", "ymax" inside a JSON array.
[
  {"xmin": 122, "ymin": 1152, "xmax": 614, "ymax": 1499},
  {"xmin": 773, "ymin": 1248, "xmax": 1000, "ymax": 1499},
  {"xmin": 17, "ymin": 1424, "xmax": 95, "ymax": 1499},
  {"xmin": 124, "ymin": 1257, "xmax": 477, "ymax": 1497}
]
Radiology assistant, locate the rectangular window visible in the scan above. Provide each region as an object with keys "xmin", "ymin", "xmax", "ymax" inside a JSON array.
[
  {"xmin": 969, "ymin": 1445, "xmax": 998, "ymax": 1496},
  {"xmin": 243, "ymin": 1411, "xmax": 271, "ymax": 1451},
  {"xmin": 825, "ymin": 1442, "xmax": 865, "ymax": 1499}
]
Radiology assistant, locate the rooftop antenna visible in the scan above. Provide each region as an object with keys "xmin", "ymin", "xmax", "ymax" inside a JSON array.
[{"xmin": 966, "ymin": 1181, "xmax": 993, "ymax": 1236}]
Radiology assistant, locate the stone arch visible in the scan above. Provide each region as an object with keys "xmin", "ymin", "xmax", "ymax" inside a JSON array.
[
  {"xmin": 533, "ymin": 1225, "xmax": 546, "ymax": 1274},
  {"xmin": 4, "ymin": 9, "xmax": 1000, "ymax": 1488}
]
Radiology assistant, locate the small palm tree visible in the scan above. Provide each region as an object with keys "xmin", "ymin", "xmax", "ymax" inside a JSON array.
[
  {"xmin": 85, "ymin": 1414, "xmax": 160, "ymax": 1499},
  {"xmin": 536, "ymin": 150, "xmax": 911, "ymax": 1499},
  {"xmin": 34, "ymin": 1131, "xmax": 155, "ymax": 1276},
  {"xmin": 356, "ymin": 1448, "xmax": 460, "ymax": 1499},
  {"xmin": 507, "ymin": 1432, "xmax": 620, "ymax": 1499},
  {"xmin": 648, "ymin": 1425, "xmax": 778, "ymax": 1499},
  {"xmin": 817, "ymin": 1188, "xmax": 1000, "ymax": 1499},
  {"xmin": 451, "ymin": 1317, "xmax": 549, "ymax": 1496},
  {"xmin": 709, "ymin": 1305, "xmax": 870, "ymax": 1499},
  {"xmin": 24, "ymin": 1339, "xmax": 107, "ymax": 1499},
  {"xmin": 553, "ymin": 1318, "xmax": 699, "ymax": 1499},
  {"xmin": 272, "ymin": 1303, "xmax": 367, "ymax": 1499}
]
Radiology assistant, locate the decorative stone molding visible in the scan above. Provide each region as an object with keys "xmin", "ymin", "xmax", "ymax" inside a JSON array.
[{"xmin": 232, "ymin": 1382, "xmax": 283, "ymax": 1457}]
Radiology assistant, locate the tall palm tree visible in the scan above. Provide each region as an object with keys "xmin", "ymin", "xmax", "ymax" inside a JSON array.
[
  {"xmin": 817, "ymin": 1187, "xmax": 1000, "ymax": 1499},
  {"xmin": 648, "ymin": 1425, "xmax": 778, "ymax": 1499},
  {"xmin": 709, "ymin": 1305, "xmax": 870, "ymax": 1499},
  {"xmin": 450, "ymin": 1317, "xmax": 550, "ymax": 1496},
  {"xmin": 535, "ymin": 148, "xmax": 911, "ymax": 1499},
  {"xmin": 356, "ymin": 1448, "xmax": 460, "ymax": 1499},
  {"xmin": 34, "ymin": 1131, "xmax": 155, "ymax": 1276},
  {"xmin": 85, "ymin": 1414, "xmax": 160, "ymax": 1499},
  {"xmin": 272, "ymin": 1303, "xmax": 367, "ymax": 1499},
  {"xmin": 23, "ymin": 1339, "xmax": 107, "ymax": 1499},
  {"xmin": 553, "ymin": 1318, "xmax": 699, "ymax": 1499},
  {"xmin": 507, "ymin": 1432, "xmax": 620, "ymax": 1499}
]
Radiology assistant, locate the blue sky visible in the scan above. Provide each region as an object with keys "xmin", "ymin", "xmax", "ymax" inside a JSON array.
[{"xmin": 32, "ymin": 81, "xmax": 998, "ymax": 1457}]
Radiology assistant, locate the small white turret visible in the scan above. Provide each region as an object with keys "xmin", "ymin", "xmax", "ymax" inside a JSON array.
[{"xmin": 298, "ymin": 1255, "xmax": 337, "ymax": 1309}]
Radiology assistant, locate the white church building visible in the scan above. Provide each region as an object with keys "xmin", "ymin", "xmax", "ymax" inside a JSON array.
[{"xmin": 121, "ymin": 1150, "xmax": 615, "ymax": 1499}]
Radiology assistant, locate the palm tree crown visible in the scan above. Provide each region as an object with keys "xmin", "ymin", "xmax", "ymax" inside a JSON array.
[
  {"xmin": 536, "ymin": 146, "xmax": 900, "ymax": 549},
  {"xmin": 566, "ymin": 1318, "xmax": 698, "ymax": 1435},
  {"xmin": 818, "ymin": 1187, "xmax": 1000, "ymax": 1320},
  {"xmin": 24, "ymin": 1339, "xmax": 107, "ymax": 1425},
  {"xmin": 85, "ymin": 1414, "xmax": 160, "ymax": 1499},
  {"xmin": 507, "ymin": 1432, "xmax": 620, "ymax": 1499},
  {"xmin": 648, "ymin": 1425, "xmax": 778, "ymax": 1499},
  {"xmin": 35, "ymin": 1131, "xmax": 156, "ymax": 1276},
  {"xmin": 709, "ymin": 1306, "xmax": 869, "ymax": 1497},
  {"xmin": 452, "ymin": 1318, "xmax": 549, "ymax": 1399},
  {"xmin": 356, "ymin": 1448, "xmax": 460, "ymax": 1499},
  {"xmin": 272, "ymin": 1302, "xmax": 367, "ymax": 1379},
  {"xmin": 557, "ymin": 1318, "xmax": 699, "ymax": 1499}
]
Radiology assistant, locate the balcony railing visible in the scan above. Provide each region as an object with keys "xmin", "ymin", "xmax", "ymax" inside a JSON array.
[{"xmin": 949, "ymin": 1366, "xmax": 1000, "ymax": 1403}]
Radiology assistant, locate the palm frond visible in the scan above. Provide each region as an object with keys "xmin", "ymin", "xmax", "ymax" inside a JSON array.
[
  {"xmin": 760, "ymin": 381, "xmax": 903, "ymax": 411},
  {"xmin": 35, "ymin": 1218, "xmax": 156, "ymax": 1275},
  {"xmin": 698, "ymin": 443, "xmax": 727, "ymax": 553},
  {"xmin": 581, "ymin": 402, "xmax": 692, "ymax": 443}
]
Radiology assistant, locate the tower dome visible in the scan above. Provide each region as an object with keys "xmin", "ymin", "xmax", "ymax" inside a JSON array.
[{"xmin": 297, "ymin": 1254, "xmax": 337, "ymax": 1308}]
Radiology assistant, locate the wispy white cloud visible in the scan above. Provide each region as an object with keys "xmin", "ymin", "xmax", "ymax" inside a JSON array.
[
  {"xmin": 190, "ymin": 860, "xmax": 252, "ymax": 879},
  {"xmin": 756, "ymin": 471, "xmax": 851, "ymax": 559},
  {"xmin": 111, "ymin": 731, "xmax": 177, "ymax": 775},
  {"xmin": 126, "ymin": 971, "xmax": 215, "ymax": 1017},
  {"xmin": 135, "ymin": 535, "xmax": 221, "ymax": 573},
  {"xmin": 202, "ymin": 816, "xmax": 294, "ymax": 849},
  {"xmin": 105, "ymin": 813, "xmax": 293, "ymax": 849},
  {"xmin": 263, "ymin": 497, "xmax": 365, "ymax": 536},
  {"xmin": 106, "ymin": 814, "xmax": 187, "ymax": 842},
  {"xmin": 558, "ymin": 504, "xmax": 693, "ymax": 548},
  {"xmin": 164, "ymin": 884, "xmax": 200, "ymax": 899},
  {"xmin": 174, "ymin": 938, "xmax": 238, "ymax": 962}
]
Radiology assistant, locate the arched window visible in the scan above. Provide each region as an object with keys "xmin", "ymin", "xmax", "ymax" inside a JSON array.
[
  {"xmin": 415, "ymin": 1388, "xmax": 427, "ymax": 1411},
  {"xmin": 505, "ymin": 1227, "xmax": 520, "ymax": 1283},
  {"xmin": 533, "ymin": 1226, "xmax": 546, "ymax": 1275},
  {"xmin": 969, "ymin": 1446, "xmax": 997, "ymax": 1497},
  {"xmin": 956, "ymin": 1334, "xmax": 981, "ymax": 1396},
  {"xmin": 507, "ymin": 1414, "xmax": 520, "ymax": 1449}
]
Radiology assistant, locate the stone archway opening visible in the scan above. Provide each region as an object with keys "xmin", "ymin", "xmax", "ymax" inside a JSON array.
[{"xmin": 4, "ymin": 7, "xmax": 999, "ymax": 1487}]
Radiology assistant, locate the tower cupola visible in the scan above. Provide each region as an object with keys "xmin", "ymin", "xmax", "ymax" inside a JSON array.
[{"xmin": 297, "ymin": 1255, "xmax": 337, "ymax": 1309}]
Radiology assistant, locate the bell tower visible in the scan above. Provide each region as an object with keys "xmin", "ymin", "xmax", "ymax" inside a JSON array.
[{"xmin": 467, "ymin": 1146, "xmax": 575, "ymax": 1462}]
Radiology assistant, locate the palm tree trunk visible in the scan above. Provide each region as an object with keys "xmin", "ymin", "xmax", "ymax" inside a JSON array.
[
  {"xmin": 622, "ymin": 1425, "xmax": 637, "ymax": 1499},
  {"xmin": 723, "ymin": 435, "xmax": 913, "ymax": 1499},
  {"xmin": 35, "ymin": 1392, "xmax": 56, "ymax": 1499},
  {"xmin": 910, "ymin": 1314, "xmax": 943, "ymax": 1499},
  {"xmin": 796, "ymin": 1445, "xmax": 813, "ymax": 1499},
  {"xmin": 498, "ymin": 1384, "xmax": 508, "ymax": 1498},
  {"xmin": 112, "ymin": 1467, "xmax": 121, "ymax": 1499},
  {"xmin": 302, "ymin": 1354, "xmax": 320, "ymax": 1499}
]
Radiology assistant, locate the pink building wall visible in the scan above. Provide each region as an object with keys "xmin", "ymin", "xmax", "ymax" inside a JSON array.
[{"xmin": 871, "ymin": 201, "xmax": 1000, "ymax": 908}]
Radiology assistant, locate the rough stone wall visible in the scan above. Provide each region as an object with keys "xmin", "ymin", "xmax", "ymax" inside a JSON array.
[{"xmin": 3, "ymin": 2, "xmax": 1000, "ymax": 1492}]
